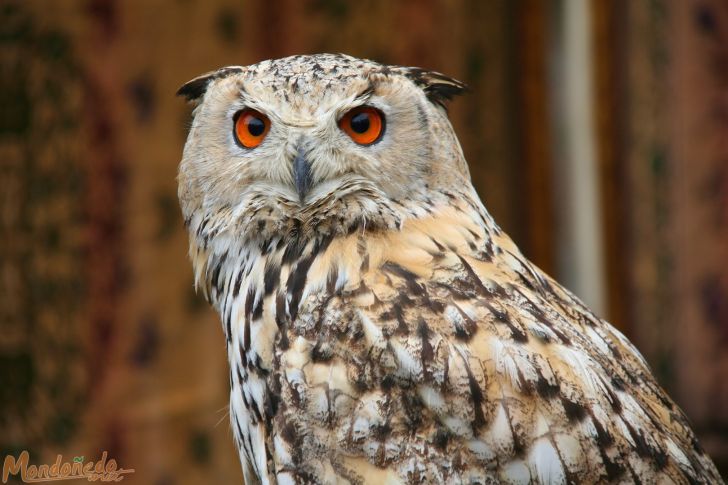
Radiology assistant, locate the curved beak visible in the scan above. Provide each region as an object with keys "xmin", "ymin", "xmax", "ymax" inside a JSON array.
[{"xmin": 293, "ymin": 147, "xmax": 312, "ymax": 203}]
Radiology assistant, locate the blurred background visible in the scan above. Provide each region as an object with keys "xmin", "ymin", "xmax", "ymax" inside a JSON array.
[{"xmin": 2, "ymin": 0, "xmax": 727, "ymax": 483}]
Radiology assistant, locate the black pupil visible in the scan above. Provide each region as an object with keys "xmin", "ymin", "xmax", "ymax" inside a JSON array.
[
  {"xmin": 350, "ymin": 112, "xmax": 370, "ymax": 134},
  {"xmin": 247, "ymin": 116, "xmax": 265, "ymax": 137}
]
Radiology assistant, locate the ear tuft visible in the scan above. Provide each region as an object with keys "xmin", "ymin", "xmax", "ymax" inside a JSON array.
[
  {"xmin": 176, "ymin": 66, "xmax": 244, "ymax": 102},
  {"xmin": 403, "ymin": 68, "xmax": 468, "ymax": 109}
]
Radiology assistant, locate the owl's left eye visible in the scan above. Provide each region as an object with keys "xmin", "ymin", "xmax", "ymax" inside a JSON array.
[
  {"xmin": 233, "ymin": 109, "xmax": 270, "ymax": 148},
  {"xmin": 339, "ymin": 106, "xmax": 385, "ymax": 145}
]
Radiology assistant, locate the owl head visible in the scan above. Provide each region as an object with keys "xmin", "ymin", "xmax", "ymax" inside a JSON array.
[{"xmin": 178, "ymin": 54, "xmax": 469, "ymax": 247}]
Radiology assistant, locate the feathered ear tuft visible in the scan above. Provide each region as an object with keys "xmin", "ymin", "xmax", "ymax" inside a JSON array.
[
  {"xmin": 176, "ymin": 66, "xmax": 244, "ymax": 102},
  {"xmin": 403, "ymin": 68, "xmax": 468, "ymax": 109}
]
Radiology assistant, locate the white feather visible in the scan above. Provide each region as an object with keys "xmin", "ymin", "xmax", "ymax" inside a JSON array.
[
  {"xmin": 491, "ymin": 339, "xmax": 538, "ymax": 392},
  {"xmin": 502, "ymin": 459, "xmax": 531, "ymax": 484},
  {"xmin": 528, "ymin": 438, "xmax": 566, "ymax": 484}
]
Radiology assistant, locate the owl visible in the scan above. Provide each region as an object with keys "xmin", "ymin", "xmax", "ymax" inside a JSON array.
[{"xmin": 177, "ymin": 54, "xmax": 722, "ymax": 484}]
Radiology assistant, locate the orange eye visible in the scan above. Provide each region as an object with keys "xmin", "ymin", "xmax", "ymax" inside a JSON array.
[
  {"xmin": 339, "ymin": 106, "xmax": 384, "ymax": 145},
  {"xmin": 234, "ymin": 109, "xmax": 270, "ymax": 148}
]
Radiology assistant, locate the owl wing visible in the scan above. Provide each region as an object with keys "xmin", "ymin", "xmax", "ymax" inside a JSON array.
[
  {"xmin": 336, "ymin": 227, "xmax": 721, "ymax": 484},
  {"xmin": 268, "ymin": 207, "xmax": 721, "ymax": 484}
]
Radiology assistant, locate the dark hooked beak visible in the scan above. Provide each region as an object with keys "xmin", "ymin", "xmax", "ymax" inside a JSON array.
[{"xmin": 293, "ymin": 147, "xmax": 312, "ymax": 203}]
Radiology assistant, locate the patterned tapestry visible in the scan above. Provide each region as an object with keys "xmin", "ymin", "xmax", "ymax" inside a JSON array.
[
  {"xmin": 1, "ymin": 0, "xmax": 726, "ymax": 482},
  {"xmin": 621, "ymin": 0, "xmax": 728, "ymax": 471}
]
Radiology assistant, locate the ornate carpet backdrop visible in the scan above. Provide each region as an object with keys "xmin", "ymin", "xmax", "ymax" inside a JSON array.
[{"xmin": 1, "ymin": 1, "xmax": 727, "ymax": 482}]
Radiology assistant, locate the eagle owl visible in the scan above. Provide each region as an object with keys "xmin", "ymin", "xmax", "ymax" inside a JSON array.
[{"xmin": 177, "ymin": 54, "xmax": 721, "ymax": 484}]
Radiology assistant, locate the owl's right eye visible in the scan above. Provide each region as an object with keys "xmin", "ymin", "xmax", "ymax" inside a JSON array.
[{"xmin": 233, "ymin": 109, "xmax": 270, "ymax": 148}]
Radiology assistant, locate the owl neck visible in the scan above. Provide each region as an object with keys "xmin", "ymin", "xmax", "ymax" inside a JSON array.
[{"xmin": 188, "ymin": 186, "xmax": 503, "ymax": 342}]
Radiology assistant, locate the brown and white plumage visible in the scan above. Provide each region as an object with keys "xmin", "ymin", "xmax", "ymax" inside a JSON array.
[{"xmin": 177, "ymin": 54, "xmax": 722, "ymax": 484}]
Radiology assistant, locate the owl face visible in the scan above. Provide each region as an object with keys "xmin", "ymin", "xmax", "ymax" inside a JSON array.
[{"xmin": 178, "ymin": 54, "xmax": 468, "ymax": 243}]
